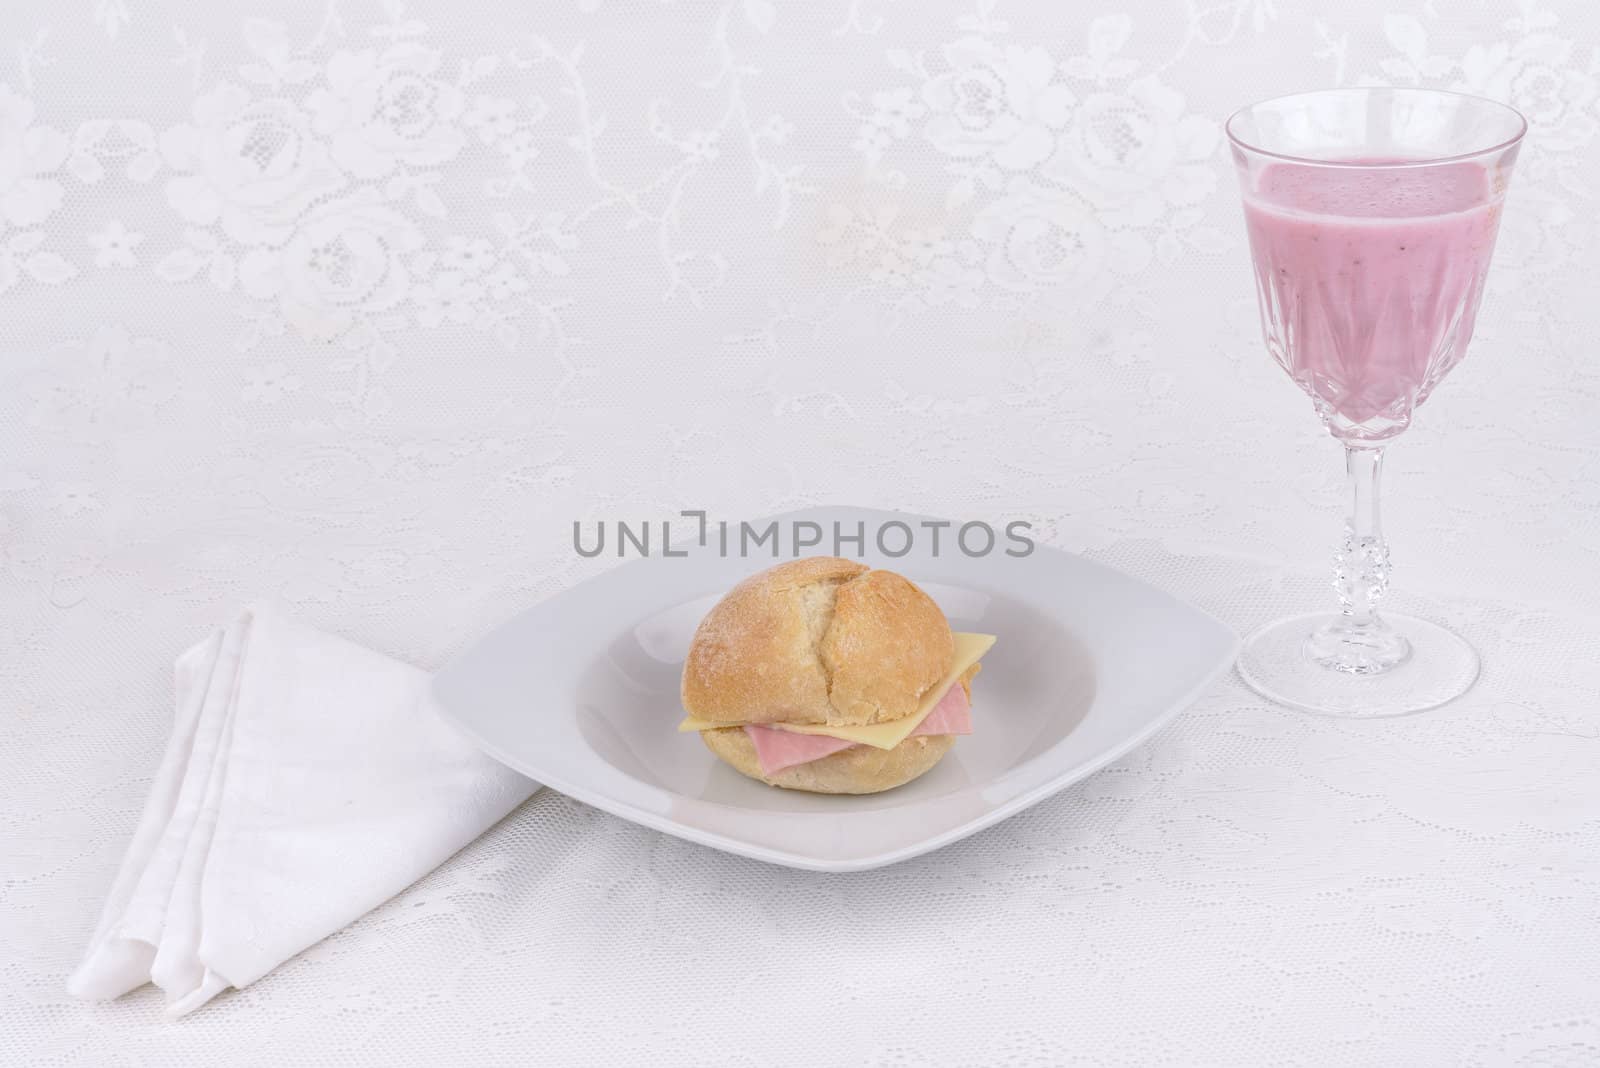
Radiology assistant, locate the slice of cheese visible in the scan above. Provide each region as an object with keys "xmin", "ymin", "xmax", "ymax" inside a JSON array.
[{"xmin": 677, "ymin": 632, "xmax": 997, "ymax": 750}]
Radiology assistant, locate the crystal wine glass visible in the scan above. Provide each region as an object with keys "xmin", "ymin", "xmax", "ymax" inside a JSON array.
[{"xmin": 1227, "ymin": 88, "xmax": 1526, "ymax": 716}]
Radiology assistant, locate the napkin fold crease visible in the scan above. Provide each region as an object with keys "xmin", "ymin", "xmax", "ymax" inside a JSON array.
[{"xmin": 68, "ymin": 605, "xmax": 536, "ymax": 1016}]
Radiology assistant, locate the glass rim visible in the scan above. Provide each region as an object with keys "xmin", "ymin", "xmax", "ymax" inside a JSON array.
[{"xmin": 1225, "ymin": 87, "xmax": 1528, "ymax": 169}]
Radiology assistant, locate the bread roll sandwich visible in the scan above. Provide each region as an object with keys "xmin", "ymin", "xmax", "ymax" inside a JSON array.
[{"xmin": 677, "ymin": 557, "xmax": 996, "ymax": 794}]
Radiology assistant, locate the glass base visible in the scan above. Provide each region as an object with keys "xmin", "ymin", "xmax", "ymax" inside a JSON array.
[{"xmin": 1237, "ymin": 612, "xmax": 1479, "ymax": 718}]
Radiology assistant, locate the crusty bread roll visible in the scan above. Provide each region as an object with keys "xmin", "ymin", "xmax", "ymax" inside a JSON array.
[
  {"xmin": 681, "ymin": 557, "xmax": 953, "ymax": 727},
  {"xmin": 682, "ymin": 556, "xmax": 973, "ymax": 794}
]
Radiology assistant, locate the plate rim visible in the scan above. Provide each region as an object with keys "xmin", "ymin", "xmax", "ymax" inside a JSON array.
[{"xmin": 432, "ymin": 505, "xmax": 1241, "ymax": 872}]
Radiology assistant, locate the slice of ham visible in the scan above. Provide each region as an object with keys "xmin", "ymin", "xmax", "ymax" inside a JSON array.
[
  {"xmin": 916, "ymin": 678, "xmax": 974, "ymax": 736},
  {"xmin": 744, "ymin": 682, "xmax": 972, "ymax": 777}
]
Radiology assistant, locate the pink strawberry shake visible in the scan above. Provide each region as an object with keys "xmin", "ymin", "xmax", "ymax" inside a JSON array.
[{"xmin": 1242, "ymin": 160, "xmax": 1507, "ymax": 438}]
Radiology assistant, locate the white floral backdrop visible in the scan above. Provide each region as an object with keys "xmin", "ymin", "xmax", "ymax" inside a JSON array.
[{"xmin": 4, "ymin": 1, "xmax": 1599, "ymax": 1065}]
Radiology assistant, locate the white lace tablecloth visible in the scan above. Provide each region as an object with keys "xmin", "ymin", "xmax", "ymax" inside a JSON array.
[{"xmin": 3, "ymin": 1, "xmax": 1598, "ymax": 1064}]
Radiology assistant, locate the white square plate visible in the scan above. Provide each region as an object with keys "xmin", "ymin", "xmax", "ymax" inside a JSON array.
[{"xmin": 431, "ymin": 507, "xmax": 1238, "ymax": 871}]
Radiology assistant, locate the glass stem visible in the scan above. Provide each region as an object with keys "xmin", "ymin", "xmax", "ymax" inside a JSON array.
[
  {"xmin": 1338, "ymin": 445, "xmax": 1388, "ymax": 628},
  {"xmin": 1305, "ymin": 444, "xmax": 1411, "ymax": 674}
]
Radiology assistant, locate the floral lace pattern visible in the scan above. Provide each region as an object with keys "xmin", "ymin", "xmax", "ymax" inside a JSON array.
[{"xmin": 3, "ymin": 1, "xmax": 1598, "ymax": 1064}]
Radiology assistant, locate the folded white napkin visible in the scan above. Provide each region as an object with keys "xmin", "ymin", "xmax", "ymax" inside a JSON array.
[{"xmin": 67, "ymin": 604, "xmax": 536, "ymax": 1017}]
